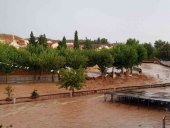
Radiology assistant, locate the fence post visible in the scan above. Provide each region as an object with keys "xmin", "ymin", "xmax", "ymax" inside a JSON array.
[
  {"xmin": 70, "ymin": 92, "xmax": 73, "ymax": 97},
  {"xmin": 13, "ymin": 98, "xmax": 16, "ymax": 104},
  {"xmin": 162, "ymin": 116, "xmax": 165, "ymax": 128}
]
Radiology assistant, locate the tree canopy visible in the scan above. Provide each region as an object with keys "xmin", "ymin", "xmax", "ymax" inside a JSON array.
[
  {"xmin": 57, "ymin": 36, "xmax": 67, "ymax": 50},
  {"xmin": 58, "ymin": 68, "xmax": 85, "ymax": 96},
  {"xmin": 95, "ymin": 49, "xmax": 114, "ymax": 75}
]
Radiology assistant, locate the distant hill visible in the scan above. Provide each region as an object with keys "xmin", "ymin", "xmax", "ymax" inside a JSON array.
[{"xmin": 0, "ymin": 34, "xmax": 24, "ymax": 43}]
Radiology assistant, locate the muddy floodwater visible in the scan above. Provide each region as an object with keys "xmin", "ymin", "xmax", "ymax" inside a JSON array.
[
  {"xmin": 0, "ymin": 63, "xmax": 170, "ymax": 128},
  {"xmin": 0, "ymin": 95, "xmax": 165, "ymax": 128},
  {"xmin": 141, "ymin": 63, "xmax": 170, "ymax": 83}
]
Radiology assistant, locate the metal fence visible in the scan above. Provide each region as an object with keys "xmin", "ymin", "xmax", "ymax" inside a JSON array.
[
  {"xmin": 0, "ymin": 74, "xmax": 58, "ymax": 83},
  {"xmin": 0, "ymin": 83, "xmax": 170, "ymax": 105}
]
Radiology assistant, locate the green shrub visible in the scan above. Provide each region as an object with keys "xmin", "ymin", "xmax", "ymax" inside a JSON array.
[
  {"xmin": 5, "ymin": 85, "xmax": 13, "ymax": 101},
  {"xmin": 31, "ymin": 90, "xmax": 39, "ymax": 99}
]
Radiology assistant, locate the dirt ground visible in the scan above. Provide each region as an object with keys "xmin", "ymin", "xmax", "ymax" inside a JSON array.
[{"xmin": 0, "ymin": 73, "xmax": 156, "ymax": 100}]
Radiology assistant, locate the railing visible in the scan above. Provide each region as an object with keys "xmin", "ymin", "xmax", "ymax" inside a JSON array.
[
  {"xmin": 0, "ymin": 75, "xmax": 58, "ymax": 84},
  {"xmin": 143, "ymin": 58, "xmax": 170, "ymax": 68},
  {"xmin": 0, "ymin": 83, "xmax": 170, "ymax": 105}
]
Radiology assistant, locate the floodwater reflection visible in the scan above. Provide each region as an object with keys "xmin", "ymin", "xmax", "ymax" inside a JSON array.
[
  {"xmin": 0, "ymin": 95, "xmax": 165, "ymax": 128},
  {"xmin": 141, "ymin": 63, "xmax": 170, "ymax": 83}
]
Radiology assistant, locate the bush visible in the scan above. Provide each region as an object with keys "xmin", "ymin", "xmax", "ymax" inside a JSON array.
[
  {"xmin": 5, "ymin": 85, "xmax": 13, "ymax": 101},
  {"xmin": 31, "ymin": 90, "xmax": 39, "ymax": 99}
]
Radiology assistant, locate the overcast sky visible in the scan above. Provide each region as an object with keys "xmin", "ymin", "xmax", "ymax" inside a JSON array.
[{"xmin": 0, "ymin": 0, "xmax": 170, "ymax": 43}]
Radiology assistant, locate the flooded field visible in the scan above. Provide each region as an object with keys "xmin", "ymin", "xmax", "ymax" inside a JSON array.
[
  {"xmin": 0, "ymin": 95, "xmax": 165, "ymax": 128},
  {"xmin": 140, "ymin": 86, "xmax": 170, "ymax": 98},
  {"xmin": 141, "ymin": 63, "xmax": 170, "ymax": 83},
  {"xmin": 0, "ymin": 63, "xmax": 169, "ymax": 128}
]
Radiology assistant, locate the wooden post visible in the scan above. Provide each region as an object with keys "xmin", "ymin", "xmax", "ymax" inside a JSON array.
[
  {"xmin": 104, "ymin": 94, "xmax": 106, "ymax": 102},
  {"xmin": 162, "ymin": 116, "xmax": 165, "ymax": 128},
  {"xmin": 70, "ymin": 91, "xmax": 73, "ymax": 97}
]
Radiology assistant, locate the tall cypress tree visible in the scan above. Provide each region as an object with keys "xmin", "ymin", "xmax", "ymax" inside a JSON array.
[
  {"xmin": 74, "ymin": 31, "xmax": 79, "ymax": 49},
  {"xmin": 62, "ymin": 36, "xmax": 67, "ymax": 49},
  {"xmin": 29, "ymin": 31, "xmax": 37, "ymax": 46}
]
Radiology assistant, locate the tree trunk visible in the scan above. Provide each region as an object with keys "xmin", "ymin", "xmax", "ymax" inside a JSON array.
[
  {"xmin": 6, "ymin": 73, "xmax": 8, "ymax": 84},
  {"xmin": 70, "ymin": 88, "xmax": 74, "ymax": 97},
  {"xmin": 34, "ymin": 70, "xmax": 36, "ymax": 81},
  {"xmin": 121, "ymin": 68, "xmax": 124, "ymax": 74},
  {"xmin": 72, "ymin": 88, "xmax": 75, "ymax": 97},
  {"xmin": 102, "ymin": 73, "xmax": 104, "ymax": 80},
  {"xmin": 112, "ymin": 67, "xmax": 115, "ymax": 79},
  {"xmin": 130, "ymin": 67, "xmax": 133, "ymax": 74},
  {"xmin": 39, "ymin": 70, "xmax": 42, "ymax": 81},
  {"xmin": 57, "ymin": 72, "xmax": 60, "ymax": 81},
  {"xmin": 51, "ymin": 72, "xmax": 54, "ymax": 82}
]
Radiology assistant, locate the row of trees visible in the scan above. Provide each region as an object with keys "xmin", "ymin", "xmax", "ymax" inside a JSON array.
[
  {"xmin": 142, "ymin": 40, "xmax": 170, "ymax": 60},
  {"xmin": 29, "ymin": 31, "xmax": 170, "ymax": 61},
  {"xmin": 0, "ymin": 38, "xmax": 147, "ymax": 82},
  {"xmin": 0, "ymin": 30, "xmax": 169, "ymax": 94}
]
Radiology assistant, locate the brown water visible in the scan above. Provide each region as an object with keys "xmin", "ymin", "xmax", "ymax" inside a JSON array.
[
  {"xmin": 141, "ymin": 63, "xmax": 170, "ymax": 83},
  {"xmin": 0, "ymin": 95, "xmax": 165, "ymax": 128},
  {"xmin": 0, "ymin": 63, "xmax": 169, "ymax": 128}
]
